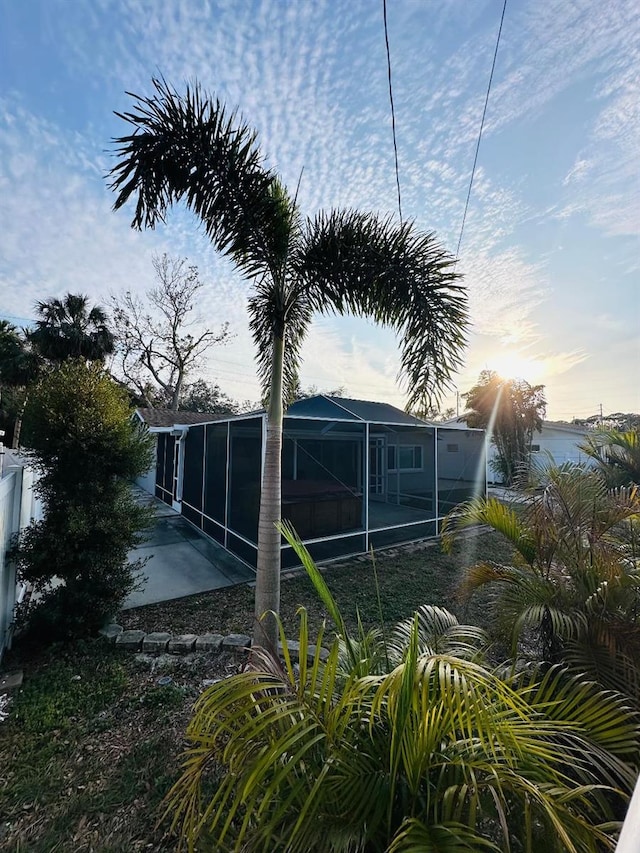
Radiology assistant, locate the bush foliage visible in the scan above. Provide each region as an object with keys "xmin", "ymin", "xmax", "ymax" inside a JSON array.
[
  {"xmin": 166, "ymin": 528, "xmax": 639, "ymax": 852},
  {"xmin": 15, "ymin": 360, "xmax": 153, "ymax": 640},
  {"xmin": 443, "ymin": 462, "xmax": 640, "ymax": 705}
]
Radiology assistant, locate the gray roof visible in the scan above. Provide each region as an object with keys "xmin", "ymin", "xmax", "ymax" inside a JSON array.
[
  {"xmin": 542, "ymin": 421, "xmax": 589, "ymax": 434},
  {"xmin": 135, "ymin": 408, "xmax": 229, "ymax": 428},
  {"xmin": 137, "ymin": 397, "xmax": 431, "ymax": 429},
  {"xmin": 286, "ymin": 396, "xmax": 427, "ymax": 425}
]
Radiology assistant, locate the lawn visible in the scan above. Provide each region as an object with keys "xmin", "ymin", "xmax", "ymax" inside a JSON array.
[
  {"xmin": 0, "ymin": 530, "xmax": 509, "ymax": 852},
  {"xmin": 120, "ymin": 529, "xmax": 509, "ymax": 639}
]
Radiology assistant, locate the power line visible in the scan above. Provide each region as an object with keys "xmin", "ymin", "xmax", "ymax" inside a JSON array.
[
  {"xmin": 456, "ymin": 0, "xmax": 508, "ymax": 259},
  {"xmin": 382, "ymin": 0, "xmax": 403, "ymax": 224}
]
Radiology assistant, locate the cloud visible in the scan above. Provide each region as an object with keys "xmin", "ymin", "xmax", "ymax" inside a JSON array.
[
  {"xmin": 0, "ymin": 96, "xmax": 249, "ymax": 344},
  {"xmin": 563, "ymin": 158, "xmax": 594, "ymax": 185},
  {"xmin": 459, "ymin": 245, "xmax": 546, "ymax": 343},
  {"xmin": 0, "ymin": 0, "xmax": 637, "ymax": 421}
]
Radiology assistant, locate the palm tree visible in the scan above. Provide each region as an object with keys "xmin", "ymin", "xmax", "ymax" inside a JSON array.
[
  {"xmin": 463, "ymin": 369, "xmax": 546, "ymax": 486},
  {"xmin": 28, "ymin": 293, "xmax": 115, "ymax": 363},
  {"xmin": 442, "ymin": 463, "xmax": 640, "ymax": 702},
  {"xmin": 109, "ymin": 79, "xmax": 468, "ymax": 647},
  {"xmin": 165, "ymin": 530, "xmax": 638, "ymax": 852},
  {"xmin": 0, "ymin": 321, "xmax": 40, "ymax": 449}
]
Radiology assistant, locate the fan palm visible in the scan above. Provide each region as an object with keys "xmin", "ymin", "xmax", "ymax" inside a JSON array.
[
  {"xmin": 442, "ymin": 463, "xmax": 640, "ymax": 702},
  {"xmin": 109, "ymin": 78, "xmax": 468, "ymax": 646},
  {"xmin": 165, "ymin": 530, "xmax": 639, "ymax": 852},
  {"xmin": 28, "ymin": 293, "xmax": 115, "ymax": 363}
]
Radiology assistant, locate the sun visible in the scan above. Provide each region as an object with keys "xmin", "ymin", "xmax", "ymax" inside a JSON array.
[{"xmin": 488, "ymin": 351, "xmax": 546, "ymax": 382}]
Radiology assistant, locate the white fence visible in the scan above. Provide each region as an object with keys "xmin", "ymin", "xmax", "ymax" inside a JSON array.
[{"xmin": 0, "ymin": 463, "xmax": 40, "ymax": 661}]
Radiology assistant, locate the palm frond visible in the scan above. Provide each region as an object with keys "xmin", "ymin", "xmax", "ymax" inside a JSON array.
[
  {"xmin": 165, "ymin": 601, "xmax": 635, "ymax": 852},
  {"xmin": 29, "ymin": 293, "xmax": 115, "ymax": 362},
  {"xmin": 564, "ymin": 637, "xmax": 640, "ymax": 706},
  {"xmin": 580, "ymin": 429, "xmax": 640, "ymax": 487},
  {"xmin": 512, "ymin": 603, "xmax": 588, "ymax": 642},
  {"xmin": 298, "ymin": 210, "xmax": 468, "ymax": 407},
  {"xmin": 278, "ymin": 520, "xmax": 344, "ymax": 633},
  {"xmin": 388, "ymin": 605, "xmax": 489, "ymax": 663},
  {"xmin": 388, "ymin": 817, "xmax": 501, "ymax": 852},
  {"xmin": 110, "ymin": 78, "xmax": 281, "ymax": 279},
  {"xmin": 514, "ymin": 664, "xmax": 640, "ymax": 782},
  {"xmin": 248, "ymin": 279, "xmax": 312, "ymax": 403},
  {"xmin": 442, "ymin": 497, "xmax": 537, "ymax": 564},
  {"xmin": 0, "ymin": 323, "xmax": 40, "ymax": 387}
]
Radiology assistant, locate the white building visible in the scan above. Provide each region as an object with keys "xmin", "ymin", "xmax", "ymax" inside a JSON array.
[{"xmin": 441, "ymin": 418, "xmax": 593, "ymax": 484}]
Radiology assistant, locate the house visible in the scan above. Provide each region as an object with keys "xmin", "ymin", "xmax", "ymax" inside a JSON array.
[
  {"xmin": 443, "ymin": 416, "xmax": 593, "ymax": 484},
  {"xmin": 137, "ymin": 396, "xmax": 487, "ymax": 569},
  {"xmin": 488, "ymin": 420, "xmax": 593, "ymax": 483}
]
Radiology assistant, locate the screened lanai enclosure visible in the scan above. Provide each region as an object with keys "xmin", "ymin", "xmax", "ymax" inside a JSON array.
[{"xmin": 151, "ymin": 396, "xmax": 486, "ymax": 570}]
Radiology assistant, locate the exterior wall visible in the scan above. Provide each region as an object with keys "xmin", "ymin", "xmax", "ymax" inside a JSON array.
[
  {"xmin": 530, "ymin": 426, "xmax": 592, "ymax": 466},
  {"xmin": 487, "ymin": 425, "xmax": 593, "ymax": 483},
  {"xmin": 437, "ymin": 429, "xmax": 484, "ymax": 480},
  {"xmin": 384, "ymin": 432, "xmax": 434, "ymax": 496},
  {"xmin": 135, "ymin": 434, "xmax": 158, "ymax": 495}
]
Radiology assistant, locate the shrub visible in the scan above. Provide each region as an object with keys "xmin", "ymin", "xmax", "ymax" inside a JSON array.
[
  {"xmin": 442, "ymin": 462, "xmax": 640, "ymax": 704},
  {"xmin": 165, "ymin": 528, "xmax": 639, "ymax": 852},
  {"xmin": 15, "ymin": 360, "xmax": 153, "ymax": 640}
]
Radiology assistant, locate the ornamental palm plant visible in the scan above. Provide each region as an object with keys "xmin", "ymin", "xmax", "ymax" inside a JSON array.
[
  {"xmin": 109, "ymin": 78, "xmax": 468, "ymax": 647},
  {"xmin": 580, "ymin": 428, "xmax": 640, "ymax": 487},
  {"xmin": 165, "ymin": 529, "xmax": 639, "ymax": 853},
  {"xmin": 442, "ymin": 463, "xmax": 640, "ymax": 702}
]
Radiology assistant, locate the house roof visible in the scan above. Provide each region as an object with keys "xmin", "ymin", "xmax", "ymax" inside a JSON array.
[
  {"xmin": 444, "ymin": 415, "xmax": 589, "ymax": 437},
  {"xmin": 137, "ymin": 396, "xmax": 454, "ymax": 430},
  {"xmin": 439, "ymin": 417, "xmax": 469, "ymax": 429},
  {"xmin": 135, "ymin": 408, "xmax": 229, "ymax": 428},
  {"xmin": 286, "ymin": 396, "xmax": 427, "ymax": 426},
  {"xmin": 541, "ymin": 421, "xmax": 589, "ymax": 435}
]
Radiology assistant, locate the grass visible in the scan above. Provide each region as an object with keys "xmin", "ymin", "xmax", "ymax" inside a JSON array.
[
  {"xmin": 0, "ymin": 640, "xmax": 236, "ymax": 852},
  {"xmin": 0, "ymin": 529, "xmax": 510, "ymax": 852},
  {"xmin": 121, "ymin": 530, "xmax": 511, "ymax": 639}
]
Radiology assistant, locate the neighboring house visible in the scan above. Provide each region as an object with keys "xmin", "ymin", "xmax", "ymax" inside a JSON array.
[
  {"xmin": 488, "ymin": 420, "xmax": 594, "ymax": 484},
  {"xmin": 138, "ymin": 396, "xmax": 486, "ymax": 569},
  {"xmin": 443, "ymin": 417, "xmax": 593, "ymax": 484},
  {"xmin": 0, "ymin": 449, "xmax": 41, "ymax": 662},
  {"xmin": 525, "ymin": 420, "xmax": 593, "ymax": 465}
]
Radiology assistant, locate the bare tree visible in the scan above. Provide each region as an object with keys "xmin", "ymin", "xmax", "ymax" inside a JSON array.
[{"xmin": 111, "ymin": 254, "xmax": 231, "ymax": 410}]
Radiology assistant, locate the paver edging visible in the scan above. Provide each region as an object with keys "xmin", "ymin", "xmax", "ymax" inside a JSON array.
[{"xmin": 101, "ymin": 624, "xmax": 328, "ymax": 662}]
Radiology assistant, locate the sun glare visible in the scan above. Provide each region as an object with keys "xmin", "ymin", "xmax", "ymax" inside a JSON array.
[{"xmin": 488, "ymin": 351, "xmax": 545, "ymax": 382}]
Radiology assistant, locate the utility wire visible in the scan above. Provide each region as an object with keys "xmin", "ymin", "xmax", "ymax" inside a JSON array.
[
  {"xmin": 456, "ymin": 0, "xmax": 508, "ymax": 259},
  {"xmin": 383, "ymin": 0, "xmax": 403, "ymax": 224}
]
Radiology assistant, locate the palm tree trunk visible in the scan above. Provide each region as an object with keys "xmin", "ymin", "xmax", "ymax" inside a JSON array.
[{"xmin": 254, "ymin": 333, "xmax": 284, "ymax": 649}]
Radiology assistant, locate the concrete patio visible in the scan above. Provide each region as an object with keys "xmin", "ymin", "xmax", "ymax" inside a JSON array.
[{"xmin": 123, "ymin": 491, "xmax": 255, "ymax": 610}]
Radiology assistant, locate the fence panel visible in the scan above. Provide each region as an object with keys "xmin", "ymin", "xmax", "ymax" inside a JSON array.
[{"xmin": 0, "ymin": 470, "xmax": 19, "ymax": 661}]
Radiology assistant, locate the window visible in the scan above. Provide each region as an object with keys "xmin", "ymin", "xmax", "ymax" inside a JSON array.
[
  {"xmin": 530, "ymin": 444, "xmax": 541, "ymax": 452},
  {"xmin": 388, "ymin": 445, "xmax": 423, "ymax": 471},
  {"xmin": 446, "ymin": 443, "xmax": 459, "ymax": 453}
]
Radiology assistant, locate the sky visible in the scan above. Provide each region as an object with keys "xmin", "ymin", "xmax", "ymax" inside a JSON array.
[{"xmin": 0, "ymin": 0, "xmax": 638, "ymax": 421}]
